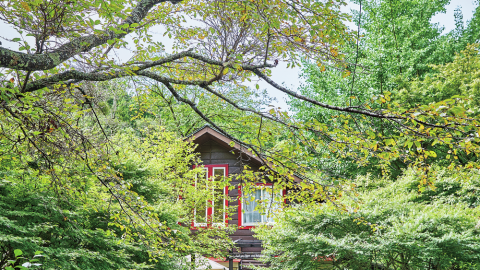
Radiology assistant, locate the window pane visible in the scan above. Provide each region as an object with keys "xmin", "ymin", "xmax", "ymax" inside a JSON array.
[
  {"xmin": 194, "ymin": 168, "xmax": 208, "ymax": 224},
  {"xmin": 195, "ymin": 206, "xmax": 207, "ymax": 223},
  {"xmin": 262, "ymin": 187, "xmax": 281, "ymax": 223},
  {"xmin": 194, "ymin": 167, "xmax": 228, "ymax": 225},
  {"xmin": 243, "ymin": 187, "xmax": 282, "ymax": 225},
  {"xmin": 213, "ymin": 168, "xmax": 225, "ymax": 180},
  {"xmin": 243, "ymin": 190, "xmax": 262, "ymax": 224},
  {"xmin": 212, "ymin": 168, "xmax": 225, "ymax": 223},
  {"xmin": 213, "ymin": 188, "xmax": 224, "ymax": 223}
]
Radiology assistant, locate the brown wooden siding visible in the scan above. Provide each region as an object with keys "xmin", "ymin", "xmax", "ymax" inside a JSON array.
[
  {"xmin": 196, "ymin": 138, "xmax": 260, "ymax": 239},
  {"xmin": 193, "ymin": 136, "xmax": 266, "ymax": 269}
]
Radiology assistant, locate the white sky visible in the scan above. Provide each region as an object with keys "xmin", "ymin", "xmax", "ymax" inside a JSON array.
[
  {"xmin": 432, "ymin": 0, "xmax": 477, "ymax": 32},
  {"xmin": 0, "ymin": 0, "xmax": 477, "ymax": 109}
]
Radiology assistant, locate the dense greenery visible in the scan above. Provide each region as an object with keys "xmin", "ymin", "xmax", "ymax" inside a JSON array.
[
  {"xmin": 255, "ymin": 168, "xmax": 480, "ymax": 269},
  {"xmin": 0, "ymin": 179, "xmax": 160, "ymax": 269},
  {"xmin": 396, "ymin": 44, "xmax": 480, "ymax": 112},
  {"xmin": 255, "ymin": 1, "xmax": 480, "ymax": 270},
  {"xmin": 289, "ymin": 0, "xmax": 480, "ymax": 178},
  {"xmin": 0, "ymin": 102, "xmax": 233, "ymax": 269}
]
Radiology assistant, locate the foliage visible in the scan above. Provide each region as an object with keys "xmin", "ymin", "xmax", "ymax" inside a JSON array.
[
  {"xmin": 355, "ymin": 0, "xmax": 454, "ymax": 84},
  {"xmin": 0, "ymin": 0, "xmax": 356, "ymax": 232},
  {"xmin": 2, "ymin": 249, "xmax": 43, "ymax": 270},
  {"xmin": 288, "ymin": 0, "xmax": 480, "ymax": 181},
  {"xmin": 0, "ymin": 183, "xmax": 155, "ymax": 270},
  {"xmin": 102, "ymin": 79, "xmax": 276, "ymax": 137},
  {"xmin": 0, "ymin": 124, "xmax": 232, "ymax": 269},
  {"xmin": 255, "ymin": 168, "xmax": 480, "ymax": 270},
  {"xmin": 0, "ymin": 0, "xmax": 350, "ymax": 206},
  {"xmin": 396, "ymin": 44, "xmax": 480, "ymax": 113}
]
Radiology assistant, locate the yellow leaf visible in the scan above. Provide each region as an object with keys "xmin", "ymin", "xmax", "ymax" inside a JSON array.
[
  {"xmin": 20, "ymin": 2, "xmax": 31, "ymax": 12},
  {"xmin": 330, "ymin": 48, "xmax": 338, "ymax": 57}
]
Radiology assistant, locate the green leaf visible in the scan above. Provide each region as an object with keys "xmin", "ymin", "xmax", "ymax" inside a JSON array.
[
  {"xmin": 414, "ymin": 141, "xmax": 421, "ymax": 149},
  {"xmin": 14, "ymin": 249, "xmax": 23, "ymax": 257},
  {"xmin": 405, "ymin": 141, "xmax": 413, "ymax": 149},
  {"xmin": 448, "ymin": 106, "xmax": 465, "ymax": 116}
]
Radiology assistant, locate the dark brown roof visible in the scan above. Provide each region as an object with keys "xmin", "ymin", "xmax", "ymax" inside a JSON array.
[
  {"xmin": 186, "ymin": 125, "xmax": 264, "ymax": 166},
  {"xmin": 186, "ymin": 125, "xmax": 302, "ymax": 182}
]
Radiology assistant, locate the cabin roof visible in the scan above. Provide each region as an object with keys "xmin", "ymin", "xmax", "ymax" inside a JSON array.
[
  {"xmin": 186, "ymin": 125, "xmax": 264, "ymax": 166},
  {"xmin": 186, "ymin": 125, "xmax": 302, "ymax": 182}
]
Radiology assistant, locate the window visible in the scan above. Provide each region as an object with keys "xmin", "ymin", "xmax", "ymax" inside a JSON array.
[
  {"xmin": 239, "ymin": 184, "xmax": 284, "ymax": 227},
  {"xmin": 193, "ymin": 165, "xmax": 228, "ymax": 227}
]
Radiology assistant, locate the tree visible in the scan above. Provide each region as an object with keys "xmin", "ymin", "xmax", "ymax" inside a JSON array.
[
  {"xmin": 396, "ymin": 44, "xmax": 480, "ymax": 112},
  {"xmin": 254, "ymin": 168, "xmax": 480, "ymax": 270},
  {"xmin": 0, "ymin": 0, "xmax": 354, "ymax": 199},
  {"xmin": 0, "ymin": 123, "xmax": 233, "ymax": 269},
  {"xmin": 288, "ymin": 0, "xmax": 480, "ymax": 180},
  {"xmin": 355, "ymin": 0, "xmax": 454, "ymax": 83}
]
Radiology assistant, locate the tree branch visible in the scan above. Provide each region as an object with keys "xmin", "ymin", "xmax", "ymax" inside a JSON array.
[
  {"xmin": 22, "ymin": 51, "xmax": 274, "ymax": 93},
  {"xmin": 249, "ymin": 68, "xmax": 395, "ymax": 119},
  {"xmin": 0, "ymin": 0, "xmax": 182, "ymax": 71}
]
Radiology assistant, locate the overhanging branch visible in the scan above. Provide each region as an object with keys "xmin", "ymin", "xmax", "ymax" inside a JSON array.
[
  {"xmin": 22, "ymin": 51, "xmax": 274, "ymax": 93},
  {"xmin": 249, "ymin": 68, "xmax": 394, "ymax": 119},
  {"xmin": 0, "ymin": 0, "xmax": 182, "ymax": 71}
]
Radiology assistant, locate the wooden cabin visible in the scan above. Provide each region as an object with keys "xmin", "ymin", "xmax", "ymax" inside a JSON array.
[{"xmin": 186, "ymin": 125, "xmax": 294, "ymax": 270}]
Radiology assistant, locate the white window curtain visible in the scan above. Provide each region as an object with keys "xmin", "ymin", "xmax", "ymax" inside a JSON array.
[
  {"xmin": 243, "ymin": 189, "xmax": 262, "ymax": 224},
  {"xmin": 243, "ymin": 186, "xmax": 281, "ymax": 225}
]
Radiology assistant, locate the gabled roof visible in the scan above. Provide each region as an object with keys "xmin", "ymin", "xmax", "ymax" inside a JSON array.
[
  {"xmin": 186, "ymin": 125, "xmax": 264, "ymax": 166},
  {"xmin": 186, "ymin": 125, "xmax": 302, "ymax": 182}
]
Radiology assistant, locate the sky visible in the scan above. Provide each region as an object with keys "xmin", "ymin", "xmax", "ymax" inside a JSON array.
[
  {"xmin": 0, "ymin": 0, "xmax": 478, "ymax": 110},
  {"xmin": 431, "ymin": 0, "xmax": 478, "ymax": 32}
]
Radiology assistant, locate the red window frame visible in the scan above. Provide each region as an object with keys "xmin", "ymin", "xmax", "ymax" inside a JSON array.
[
  {"xmin": 191, "ymin": 164, "xmax": 229, "ymax": 229},
  {"xmin": 238, "ymin": 183, "xmax": 286, "ymax": 229}
]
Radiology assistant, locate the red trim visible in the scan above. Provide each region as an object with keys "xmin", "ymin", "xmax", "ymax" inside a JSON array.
[
  {"xmin": 225, "ymin": 184, "xmax": 229, "ymax": 225},
  {"xmin": 238, "ymin": 183, "xmax": 285, "ymax": 229},
  {"xmin": 191, "ymin": 164, "xmax": 229, "ymax": 229}
]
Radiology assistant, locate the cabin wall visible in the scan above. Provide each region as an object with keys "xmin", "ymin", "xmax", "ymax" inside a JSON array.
[{"xmin": 196, "ymin": 138, "xmax": 262, "ymax": 254}]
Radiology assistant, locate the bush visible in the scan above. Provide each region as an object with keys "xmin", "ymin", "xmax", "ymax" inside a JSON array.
[{"xmin": 254, "ymin": 168, "xmax": 480, "ymax": 270}]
